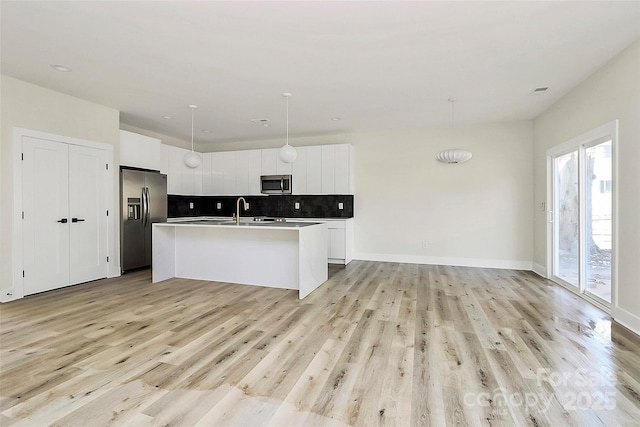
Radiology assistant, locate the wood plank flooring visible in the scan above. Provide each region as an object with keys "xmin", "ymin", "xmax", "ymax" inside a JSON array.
[{"xmin": 1, "ymin": 261, "xmax": 639, "ymax": 426}]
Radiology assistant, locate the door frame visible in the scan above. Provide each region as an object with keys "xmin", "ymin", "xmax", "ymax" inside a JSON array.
[
  {"xmin": 545, "ymin": 120, "xmax": 618, "ymax": 313},
  {"xmin": 12, "ymin": 127, "xmax": 117, "ymax": 300}
]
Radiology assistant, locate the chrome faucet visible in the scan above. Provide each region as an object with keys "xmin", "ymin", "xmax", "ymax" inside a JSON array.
[{"xmin": 235, "ymin": 197, "xmax": 248, "ymax": 224}]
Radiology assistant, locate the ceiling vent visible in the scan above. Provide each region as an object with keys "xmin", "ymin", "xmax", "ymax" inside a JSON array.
[{"xmin": 532, "ymin": 87, "xmax": 549, "ymax": 95}]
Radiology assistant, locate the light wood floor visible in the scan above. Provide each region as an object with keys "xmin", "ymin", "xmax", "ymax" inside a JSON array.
[{"xmin": 1, "ymin": 262, "xmax": 639, "ymax": 426}]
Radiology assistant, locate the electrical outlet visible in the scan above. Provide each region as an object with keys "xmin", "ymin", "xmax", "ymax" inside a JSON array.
[
  {"xmin": 216, "ymin": 202, "xmax": 222, "ymax": 210},
  {"xmin": 338, "ymin": 202, "xmax": 344, "ymax": 210},
  {"xmin": 294, "ymin": 202, "xmax": 300, "ymax": 210},
  {"xmin": 189, "ymin": 202, "xmax": 194, "ymax": 209}
]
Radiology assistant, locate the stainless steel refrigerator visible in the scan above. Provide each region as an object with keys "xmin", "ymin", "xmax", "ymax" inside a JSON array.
[{"xmin": 120, "ymin": 168, "xmax": 167, "ymax": 272}]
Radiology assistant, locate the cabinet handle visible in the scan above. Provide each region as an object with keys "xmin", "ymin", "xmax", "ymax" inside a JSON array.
[
  {"xmin": 71, "ymin": 218, "xmax": 85, "ymax": 223},
  {"xmin": 57, "ymin": 218, "xmax": 68, "ymax": 223}
]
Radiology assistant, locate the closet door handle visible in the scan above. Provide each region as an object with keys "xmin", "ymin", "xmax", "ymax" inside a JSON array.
[
  {"xmin": 57, "ymin": 218, "xmax": 68, "ymax": 223},
  {"xmin": 71, "ymin": 218, "xmax": 85, "ymax": 223}
]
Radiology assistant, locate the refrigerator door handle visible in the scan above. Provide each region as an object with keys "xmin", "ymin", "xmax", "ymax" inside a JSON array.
[
  {"xmin": 145, "ymin": 187, "xmax": 151, "ymax": 226},
  {"xmin": 141, "ymin": 187, "xmax": 147, "ymax": 227}
]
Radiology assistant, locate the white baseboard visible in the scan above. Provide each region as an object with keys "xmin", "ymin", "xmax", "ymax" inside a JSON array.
[
  {"xmin": 613, "ymin": 306, "xmax": 640, "ymax": 336},
  {"xmin": 532, "ymin": 262, "xmax": 547, "ymax": 278},
  {"xmin": 353, "ymin": 252, "xmax": 532, "ymax": 271}
]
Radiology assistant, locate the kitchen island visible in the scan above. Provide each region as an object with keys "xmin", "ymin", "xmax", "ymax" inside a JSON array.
[{"xmin": 152, "ymin": 219, "xmax": 328, "ymax": 299}]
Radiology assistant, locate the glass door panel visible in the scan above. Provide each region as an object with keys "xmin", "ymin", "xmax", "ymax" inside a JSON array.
[
  {"xmin": 585, "ymin": 141, "xmax": 612, "ymax": 303},
  {"xmin": 553, "ymin": 151, "xmax": 579, "ymax": 287}
]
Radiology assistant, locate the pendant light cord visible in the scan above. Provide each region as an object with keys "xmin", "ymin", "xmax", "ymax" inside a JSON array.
[
  {"xmin": 191, "ymin": 107, "xmax": 195, "ymax": 152},
  {"xmin": 449, "ymin": 98, "xmax": 456, "ymax": 146}
]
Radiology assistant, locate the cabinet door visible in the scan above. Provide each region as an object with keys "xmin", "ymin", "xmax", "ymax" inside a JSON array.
[
  {"xmin": 202, "ymin": 152, "xmax": 213, "ymax": 195},
  {"xmin": 292, "ymin": 146, "xmax": 307, "ymax": 194},
  {"xmin": 328, "ymin": 228, "xmax": 346, "ymax": 259},
  {"xmin": 247, "ymin": 150, "xmax": 262, "ymax": 195},
  {"xmin": 321, "ymin": 145, "xmax": 336, "ymax": 194},
  {"xmin": 236, "ymin": 150, "xmax": 250, "ymax": 196},
  {"xmin": 166, "ymin": 145, "xmax": 183, "ymax": 195},
  {"xmin": 179, "ymin": 147, "xmax": 202, "ymax": 195},
  {"xmin": 334, "ymin": 144, "xmax": 351, "ymax": 194},
  {"xmin": 160, "ymin": 144, "xmax": 169, "ymax": 175},
  {"xmin": 210, "ymin": 152, "xmax": 224, "ymax": 195},
  {"xmin": 306, "ymin": 146, "xmax": 322, "ymax": 194},
  {"xmin": 222, "ymin": 151, "xmax": 236, "ymax": 195},
  {"xmin": 276, "ymin": 153, "xmax": 293, "ymax": 175},
  {"xmin": 261, "ymin": 148, "xmax": 278, "ymax": 175},
  {"xmin": 119, "ymin": 130, "xmax": 161, "ymax": 171}
]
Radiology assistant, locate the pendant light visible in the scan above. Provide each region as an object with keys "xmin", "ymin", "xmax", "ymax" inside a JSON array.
[
  {"xmin": 183, "ymin": 104, "xmax": 202, "ymax": 168},
  {"xmin": 435, "ymin": 98, "xmax": 472, "ymax": 164},
  {"xmin": 279, "ymin": 93, "xmax": 297, "ymax": 163}
]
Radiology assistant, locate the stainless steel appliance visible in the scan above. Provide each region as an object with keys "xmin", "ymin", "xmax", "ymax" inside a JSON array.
[
  {"xmin": 260, "ymin": 174, "xmax": 292, "ymax": 194},
  {"xmin": 120, "ymin": 168, "xmax": 167, "ymax": 272}
]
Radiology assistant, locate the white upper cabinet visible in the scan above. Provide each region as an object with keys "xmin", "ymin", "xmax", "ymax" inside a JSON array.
[
  {"xmin": 261, "ymin": 148, "xmax": 292, "ymax": 176},
  {"xmin": 321, "ymin": 144, "xmax": 353, "ymax": 194},
  {"xmin": 222, "ymin": 151, "xmax": 236, "ymax": 195},
  {"xmin": 292, "ymin": 146, "xmax": 323, "ymax": 194},
  {"xmin": 247, "ymin": 150, "xmax": 262, "ymax": 195},
  {"xmin": 119, "ymin": 130, "xmax": 162, "ymax": 171},
  {"xmin": 292, "ymin": 146, "xmax": 307, "ymax": 194},
  {"xmin": 166, "ymin": 144, "xmax": 202, "ymax": 195},
  {"xmin": 167, "ymin": 143, "xmax": 352, "ymax": 196},
  {"xmin": 261, "ymin": 148, "xmax": 277, "ymax": 175},
  {"xmin": 334, "ymin": 144, "xmax": 352, "ymax": 194}
]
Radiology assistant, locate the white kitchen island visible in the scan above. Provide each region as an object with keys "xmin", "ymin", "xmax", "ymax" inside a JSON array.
[{"xmin": 152, "ymin": 220, "xmax": 328, "ymax": 299}]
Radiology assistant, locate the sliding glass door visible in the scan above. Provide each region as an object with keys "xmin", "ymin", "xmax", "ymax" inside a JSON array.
[{"xmin": 548, "ymin": 122, "xmax": 615, "ymax": 308}]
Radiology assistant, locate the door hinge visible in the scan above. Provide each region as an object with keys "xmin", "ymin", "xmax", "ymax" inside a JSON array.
[
  {"xmin": 21, "ymin": 153, "xmax": 24, "ymax": 161},
  {"xmin": 107, "ymin": 256, "xmax": 109, "ymax": 262},
  {"xmin": 106, "ymin": 210, "xmax": 109, "ymax": 216},
  {"xmin": 22, "ymin": 211, "xmax": 24, "ymax": 219},
  {"xmin": 106, "ymin": 163, "xmax": 109, "ymax": 170},
  {"xmin": 23, "ymin": 270, "xmax": 25, "ymax": 278}
]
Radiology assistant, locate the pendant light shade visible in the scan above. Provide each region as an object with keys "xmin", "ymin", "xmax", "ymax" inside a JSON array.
[
  {"xmin": 435, "ymin": 149, "xmax": 473, "ymax": 164},
  {"xmin": 435, "ymin": 98, "xmax": 472, "ymax": 164},
  {"xmin": 279, "ymin": 93, "xmax": 297, "ymax": 163},
  {"xmin": 184, "ymin": 104, "xmax": 202, "ymax": 168}
]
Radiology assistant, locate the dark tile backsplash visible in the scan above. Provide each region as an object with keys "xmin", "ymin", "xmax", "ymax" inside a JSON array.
[{"xmin": 168, "ymin": 194, "xmax": 354, "ymax": 219}]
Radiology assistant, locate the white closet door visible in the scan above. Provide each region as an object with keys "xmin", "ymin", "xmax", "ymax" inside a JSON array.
[
  {"xmin": 22, "ymin": 137, "xmax": 70, "ymax": 295},
  {"xmin": 68, "ymin": 145, "xmax": 108, "ymax": 285}
]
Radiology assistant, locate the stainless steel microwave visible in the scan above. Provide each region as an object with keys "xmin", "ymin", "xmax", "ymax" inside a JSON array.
[{"xmin": 260, "ymin": 174, "xmax": 292, "ymax": 194}]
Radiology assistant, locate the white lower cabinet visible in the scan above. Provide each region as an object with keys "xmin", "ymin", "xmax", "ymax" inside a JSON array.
[{"xmin": 326, "ymin": 218, "xmax": 354, "ymax": 264}]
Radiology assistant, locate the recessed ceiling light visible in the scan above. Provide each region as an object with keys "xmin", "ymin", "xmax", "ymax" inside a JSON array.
[
  {"xmin": 51, "ymin": 64, "xmax": 71, "ymax": 72},
  {"xmin": 162, "ymin": 115, "xmax": 172, "ymax": 119},
  {"xmin": 331, "ymin": 117, "xmax": 341, "ymax": 121}
]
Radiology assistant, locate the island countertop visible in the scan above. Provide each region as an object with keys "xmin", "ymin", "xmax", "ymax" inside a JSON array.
[
  {"xmin": 152, "ymin": 220, "xmax": 328, "ymax": 299},
  {"xmin": 156, "ymin": 219, "xmax": 323, "ymax": 230}
]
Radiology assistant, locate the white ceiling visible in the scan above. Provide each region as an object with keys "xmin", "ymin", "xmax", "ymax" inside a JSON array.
[{"xmin": 2, "ymin": 1, "xmax": 639, "ymax": 150}]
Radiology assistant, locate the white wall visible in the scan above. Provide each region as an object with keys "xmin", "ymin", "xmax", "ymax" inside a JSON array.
[
  {"xmin": 351, "ymin": 122, "xmax": 534, "ymax": 268},
  {"xmin": 533, "ymin": 40, "xmax": 640, "ymax": 333},
  {"xmin": 0, "ymin": 75, "xmax": 121, "ymax": 292},
  {"xmin": 120, "ymin": 123, "xmax": 191, "ymax": 150}
]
